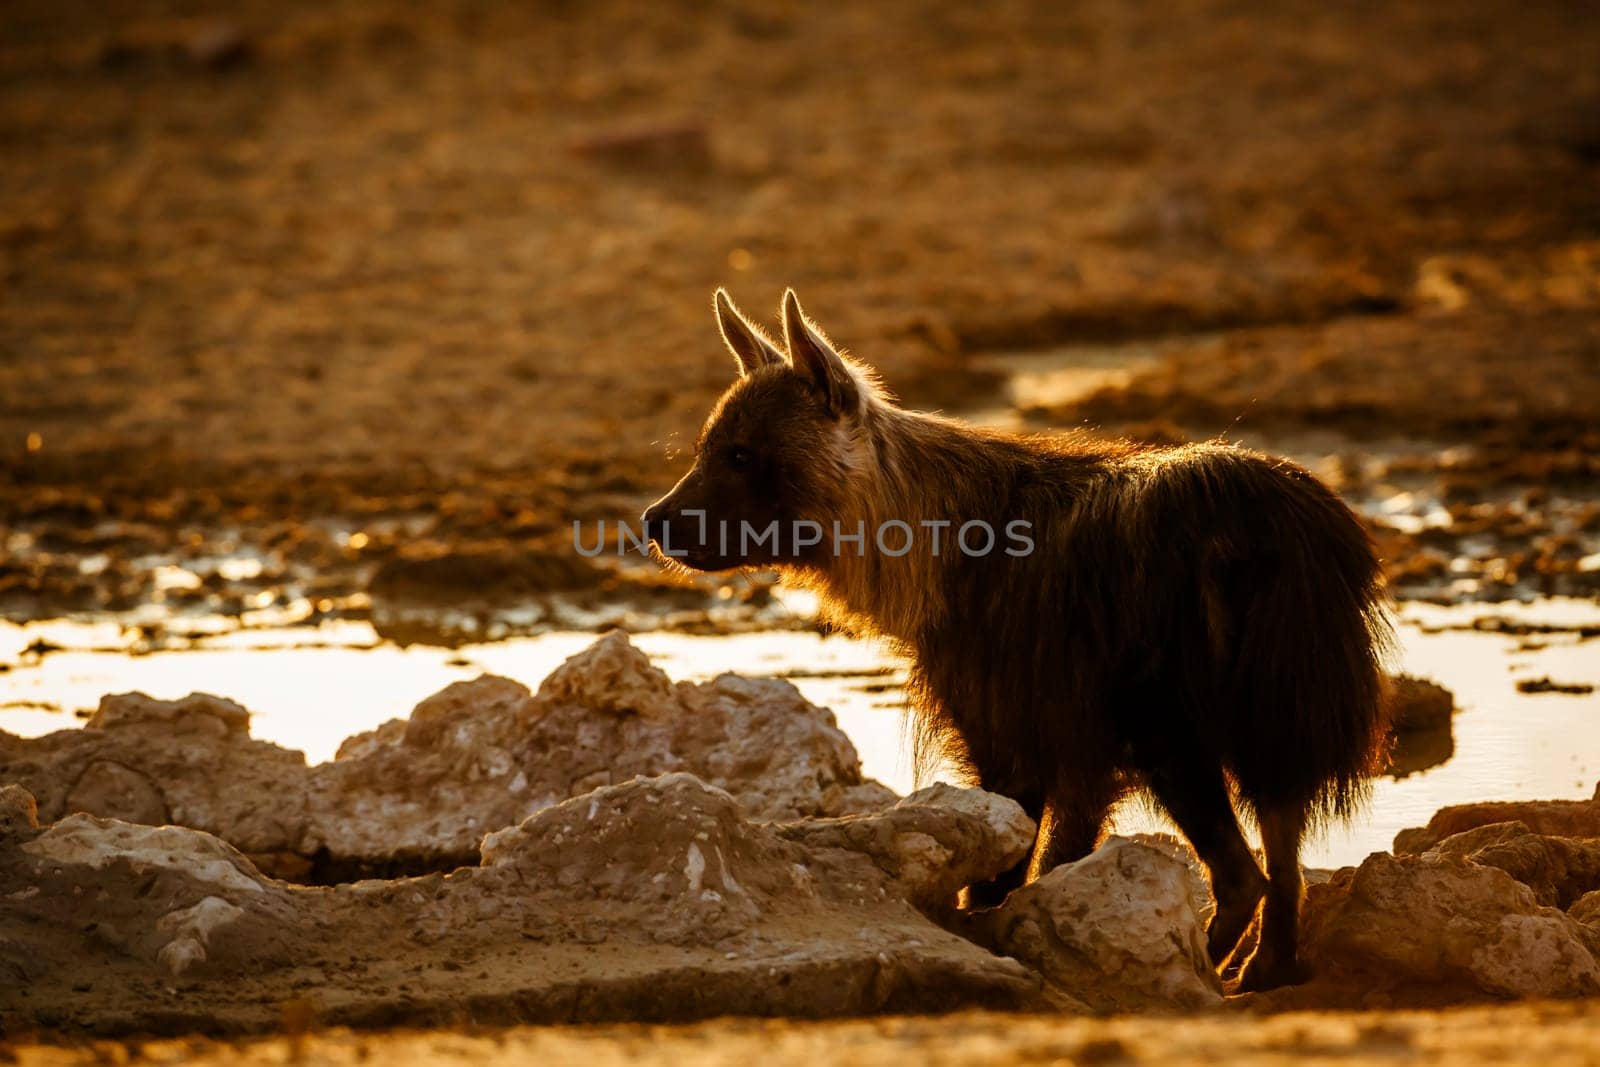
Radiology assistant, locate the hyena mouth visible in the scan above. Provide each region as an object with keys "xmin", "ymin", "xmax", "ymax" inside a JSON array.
[{"xmin": 640, "ymin": 507, "xmax": 736, "ymax": 571}]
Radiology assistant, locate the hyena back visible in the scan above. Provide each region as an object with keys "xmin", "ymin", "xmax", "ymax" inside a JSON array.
[{"xmin": 645, "ymin": 289, "xmax": 1392, "ymax": 992}]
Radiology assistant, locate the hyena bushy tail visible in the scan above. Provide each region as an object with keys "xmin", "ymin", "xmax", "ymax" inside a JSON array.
[
  {"xmin": 1217, "ymin": 463, "xmax": 1394, "ymax": 825},
  {"xmin": 1205, "ymin": 457, "xmax": 1393, "ymax": 989}
]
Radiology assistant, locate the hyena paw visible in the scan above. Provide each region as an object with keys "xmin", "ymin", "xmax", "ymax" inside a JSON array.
[
  {"xmin": 1235, "ymin": 949, "xmax": 1312, "ymax": 993},
  {"xmin": 1205, "ymin": 871, "xmax": 1268, "ymax": 966}
]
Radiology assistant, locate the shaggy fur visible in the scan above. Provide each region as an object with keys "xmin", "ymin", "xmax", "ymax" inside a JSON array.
[{"xmin": 645, "ymin": 290, "xmax": 1393, "ymax": 991}]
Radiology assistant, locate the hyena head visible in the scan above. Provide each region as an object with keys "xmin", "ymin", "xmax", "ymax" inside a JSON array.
[{"xmin": 643, "ymin": 289, "xmax": 880, "ymax": 571}]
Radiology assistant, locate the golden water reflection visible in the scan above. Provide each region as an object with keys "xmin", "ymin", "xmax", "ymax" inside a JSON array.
[{"xmin": 2, "ymin": 602, "xmax": 1596, "ymax": 868}]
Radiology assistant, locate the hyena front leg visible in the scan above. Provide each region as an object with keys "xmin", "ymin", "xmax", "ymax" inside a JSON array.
[
  {"xmin": 962, "ymin": 777, "xmax": 1042, "ymax": 909},
  {"xmin": 1027, "ymin": 782, "xmax": 1118, "ymax": 880},
  {"xmin": 963, "ymin": 774, "xmax": 1116, "ymax": 908}
]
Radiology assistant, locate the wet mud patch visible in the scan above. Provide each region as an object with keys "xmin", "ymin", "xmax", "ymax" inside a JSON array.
[
  {"xmin": 1384, "ymin": 675, "xmax": 1457, "ymax": 780},
  {"xmin": 1517, "ymin": 677, "xmax": 1596, "ymax": 696},
  {"xmin": 0, "ymin": 509, "xmax": 804, "ymax": 652}
]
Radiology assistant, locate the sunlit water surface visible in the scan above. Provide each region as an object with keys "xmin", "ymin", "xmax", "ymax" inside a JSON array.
[{"xmin": 3, "ymin": 599, "xmax": 1596, "ymax": 869}]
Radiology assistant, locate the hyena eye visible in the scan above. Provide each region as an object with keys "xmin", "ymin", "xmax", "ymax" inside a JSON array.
[{"xmin": 726, "ymin": 447, "xmax": 752, "ymax": 471}]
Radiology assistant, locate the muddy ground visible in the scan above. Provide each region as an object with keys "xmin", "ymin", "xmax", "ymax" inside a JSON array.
[
  {"xmin": 2, "ymin": 0, "xmax": 1598, "ymax": 626},
  {"xmin": 13, "ymin": 1004, "xmax": 1600, "ymax": 1067}
]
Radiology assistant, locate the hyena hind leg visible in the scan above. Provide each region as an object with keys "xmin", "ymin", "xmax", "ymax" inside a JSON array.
[
  {"xmin": 1144, "ymin": 758, "xmax": 1267, "ymax": 968},
  {"xmin": 1236, "ymin": 802, "xmax": 1313, "ymax": 991}
]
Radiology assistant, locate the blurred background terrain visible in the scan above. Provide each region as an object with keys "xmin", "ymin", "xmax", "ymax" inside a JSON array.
[
  {"xmin": 1, "ymin": 0, "xmax": 1597, "ymax": 624},
  {"xmin": 3, "ymin": 5, "xmax": 1600, "ymax": 1047}
]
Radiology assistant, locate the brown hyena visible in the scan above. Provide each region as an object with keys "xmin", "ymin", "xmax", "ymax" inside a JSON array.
[{"xmin": 644, "ymin": 289, "xmax": 1392, "ymax": 991}]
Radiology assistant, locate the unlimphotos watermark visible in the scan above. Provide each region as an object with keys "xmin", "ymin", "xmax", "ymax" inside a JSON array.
[{"xmin": 574, "ymin": 514, "xmax": 1035, "ymax": 559}]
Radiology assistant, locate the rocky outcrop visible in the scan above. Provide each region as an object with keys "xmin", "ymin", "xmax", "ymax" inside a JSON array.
[
  {"xmin": 1387, "ymin": 675, "xmax": 1454, "ymax": 732},
  {"xmin": 977, "ymin": 837, "xmax": 1224, "ymax": 1012},
  {"xmin": 773, "ymin": 783, "xmax": 1038, "ymax": 912},
  {"xmin": 1572, "ymin": 891, "xmax": 1600, "ymax": 931},
  {"xmin": 1296, "ymin": 848, "xmax": 1600, "ymax": 1004},
  {"xmin": 9, "ymin": 632, "xmax": 1600, "ymax": 1032},
  {"xmin": 1383, "ymin": 675, "xmax": 1456, "ymax": 778},
  {"xmin": 1427, "ymin": 821, "xmax": 1600, "ymax": 910},
  {"xmin": 1394, "ymin": 785, "xmax": 1600, "ymax": 854},
  {"xmin": 0, "ymin": 782, "xmax": 39, "ymax": 837},
  {"xmin": 2, "ymin": 690, "xmax": 312, "ymax": 874},
  {"xmin": 0, "ymin": 632, "xmax": 896, "ymax": 879},
  {"xmin": 0, "ymin": 776, "xmax": 1045, "ymax": 1035}
]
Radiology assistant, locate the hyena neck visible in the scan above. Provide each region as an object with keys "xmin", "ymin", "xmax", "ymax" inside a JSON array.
[{"xmin": 797, "ymin": 404, "xmax": 1037, "ymax": 644}]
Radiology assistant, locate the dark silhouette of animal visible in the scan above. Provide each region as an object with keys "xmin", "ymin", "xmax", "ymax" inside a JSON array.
[{"xmin": 643, "ymin": 289, "xmax": 1392, "ymax": 991}]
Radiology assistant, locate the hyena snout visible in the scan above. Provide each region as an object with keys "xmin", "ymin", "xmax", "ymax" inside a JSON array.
[
  {"xmin": 639, "ymin": 499, "xmax": 695, "ymax": 555},
  {"xmin": 640, "ymin": 502, "xmax": 665, "ymax": 550},
  {"xmin": 639, "ymin": 500, "xmax": 671, "ymax": 546},
  {"xmin": 641, "ymin": 489, "xmax": 728, "ymax": 570},
  {"xmin": 643, "ymin": 475, "xmax": 790, "ymax": 571}
]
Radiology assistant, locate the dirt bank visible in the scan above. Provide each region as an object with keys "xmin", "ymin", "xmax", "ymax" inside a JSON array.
[{"xmin": 13, "ymin": 1004, "xmax": 1600, "ymax": 1067}]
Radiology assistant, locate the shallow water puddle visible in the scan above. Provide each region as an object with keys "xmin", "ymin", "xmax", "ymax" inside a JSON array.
[
  {"xmin": 0, "ymin": 619, "xmax": 917, "ymax": 790},
  {"xmin": 3, "ymin": 598, "xmax": 1600, "ymax": 870},
  {"xmin": 3, "ymin": 601, "xmax": 1596, "ymax": 868}
]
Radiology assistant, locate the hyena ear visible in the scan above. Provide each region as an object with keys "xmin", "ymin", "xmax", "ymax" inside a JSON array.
[
  {"xmin": 781, "ymin": 290, "xmax": 859, "ymax": 417},
  {"xmin": 714, "ymin": 289, "xmax": 785, "ymax": 377}
]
